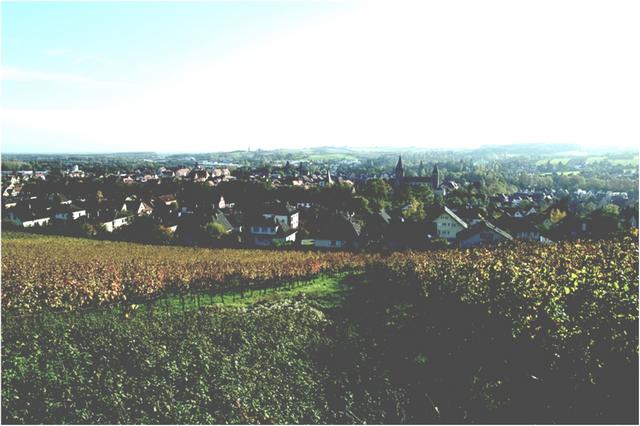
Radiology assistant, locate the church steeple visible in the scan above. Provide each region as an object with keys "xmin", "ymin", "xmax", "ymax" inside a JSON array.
[
  {"xmin": 395, "ymin": 155, "xmax": 404, "ymax": 184},
  {"xmin": 431, "ymin": 164, "xmax": 440, "ymax": 190},
  {"xmin": 418, "ymin": 160, "xmax": 426, "ymax": 176}
]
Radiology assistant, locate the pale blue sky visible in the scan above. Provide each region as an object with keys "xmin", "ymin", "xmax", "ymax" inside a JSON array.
[{"xmin": 2, "ymin": 1, "xmax": 639, "ymax": 153}]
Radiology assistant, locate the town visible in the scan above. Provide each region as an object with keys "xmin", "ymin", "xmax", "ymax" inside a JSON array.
[{"xmin": 2, "ymin": 145, "xmax": 638, "ymax": 249}]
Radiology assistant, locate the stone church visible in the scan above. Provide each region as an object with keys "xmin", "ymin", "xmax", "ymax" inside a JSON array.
[{"xmin": 394, "ymin": 155, "xmax": 446, "ymax": 196}]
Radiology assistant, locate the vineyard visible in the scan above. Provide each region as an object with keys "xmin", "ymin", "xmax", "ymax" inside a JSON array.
[
  {"xmin": 1, "ymin": 232, "xmax": 369, "ymax": 314},
  {"xmin": 367, "ymin": 237, "xmax": 639, "ymax": 372},
  {"xmin": 1, "ymin": 232, "xmax": 638, "ymax": 423},
  {"xmin": 360, "ymin": 237, "xmax": 639, "ymax": 422}
]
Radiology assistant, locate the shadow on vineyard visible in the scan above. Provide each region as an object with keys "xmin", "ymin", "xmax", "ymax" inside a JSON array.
[{"xmin": 320, "ymin": 272, "xmax": 639, "ymax": 424}]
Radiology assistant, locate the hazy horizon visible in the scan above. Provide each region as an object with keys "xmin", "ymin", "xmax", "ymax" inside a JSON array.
[
  {"xmin": 2, "ymin": 1, "xmax": 639, "ymax": 153},
  {"xmin": 2, "ymin": 143, "xmax": 638, "ymax": 157}
]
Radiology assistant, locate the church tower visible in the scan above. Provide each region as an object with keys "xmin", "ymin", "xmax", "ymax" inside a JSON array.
[
  {"xmin": 431, "ymin": 164, "xmax": 440, "ymax": 190},
  {"xmin": 418, "ymin": 160, "xmax": 426, "ymax": 176},
  {"xmin": 395, "ymin": 155, "xmax": 404, "ymax": 185}
]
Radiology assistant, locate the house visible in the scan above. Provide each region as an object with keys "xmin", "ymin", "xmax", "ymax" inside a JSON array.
[
  {"xmin": 160, "ymin": 169, "xmax": 176, "ymax": 178},
  {"xmin": 66, "ymin": 165, "xmax": 85, "ymax": 178},
  {"xmin": 175, "ymin": 168, "xmax": 191, "ymax": 178},
  {"xmin": 157, "ymin": 194, "xmax": 178, "ymax": 207},
  {"xmin": 2, "ymin": 185, "xmax": 14, "ymax": 197},
  {"xmin": 188, "ymin": 168, "xmax": 210, "ymax": 182},
  {"xmin": 100, "ymin": 211, "xmax": 133, "ymax": 232},
  {"xmin": 5, "ymin": 206, "xmax": 51, "ymax": 228},
  {"xmin": 313, "ymin": 213, "xmax": 362, "ymax": 249},
  {"xmin": 45, "ymin": 193, "xmax": 73, "ymax": 205},
  {"xmin": 2, "ymin": 198, "xmax": 18, "ymax": 209},
  {"xmin": 506, "ymin": 219, "xmax": 553, "ymax": 243},
  {"xmin": 121, "ymin": 200, "xmax": 153, "ymax": 216},
  {"xmin": 361, "ymin": 210, "xmax": 392, "ymax": 246},
  {"xmin": 248, "ymin": 216, "xmax": 297, "ymax": 246},
  {"xmin": 53, "ymin": 204, "xmax": 87, "ymax": 221},
  {"xmin": 455, "ymin": 207, "xmax": 487, "ymax": 227},
  {"xmin": 458, "ymin": 220, "xmax": 513, "ymax": 248},
  {"xmin": 214, "ymin": 194, "xmax": 226, "ymax": 210},
  {"xmin": 2, "ymin": 184, "xmax": 22, "ymax": 198},
  {"xmin": 548, "ymin": 213, "xmax": 587, "ymax": 240},
  {"xmin": 432, "ymin": 206, "xmax": 468, "ymax": 241},
  {"xmin": 261, "ymin": 202, "xmax": 299, "ymax": 229}
]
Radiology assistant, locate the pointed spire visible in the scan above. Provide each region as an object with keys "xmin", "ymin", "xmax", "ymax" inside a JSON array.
[
  {"xmin": 395, "ymin": 155, "xmax": 404, "ymax": 177},
  {"xmin": 395, "ymin": 155, "xmax": 405, "ymax": 185},
  {"xmin": 432, "ymin": 164, "xmax": 440, "ymax": 190}
]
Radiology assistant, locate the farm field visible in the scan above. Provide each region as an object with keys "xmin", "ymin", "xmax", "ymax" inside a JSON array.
[
  {"xmin": 535, "ymin": 154, "xmax": 639, "ymax": 166},
  {"xmin": 1, "ymin": 232, "xmax": 638, "ymax": 423}
]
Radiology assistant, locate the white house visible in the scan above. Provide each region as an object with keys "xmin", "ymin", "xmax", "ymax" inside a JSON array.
[
  {"xmin": 54, "ymin": 204, "xmax": 87, "ymax": 221},
  {"xmin": 121, "ymin": 200, "xmax": 153, "ymax": 216},
  {"xmin": 101, "ymin": 213, "xmax": 133, "ymax": 232},
  {"xmin": 433, "ymin": 206, "xmax": 468, "ymax": 241},
  {"xmin": 249, "ymin": 216, "xmax": 297, "ymax": 246},
  {"xmin": 6, "ymin": 210, "xmax": 51, "ymax": 228},
  {"xmin": 215, "ymin": 195, "xmax": 226, "ymax": 210},
  {"xmin": 54, "ymin": 205, "xmax": 87, "ymax": 221},
  {"xmin": 261, "ymin": 203, "xmax": 299, "ymax": 230}
]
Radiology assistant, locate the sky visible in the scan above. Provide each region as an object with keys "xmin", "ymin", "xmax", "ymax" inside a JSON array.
[{"xmin": 1, "ymin": 0, "xmax": 639, "ymax": 153}]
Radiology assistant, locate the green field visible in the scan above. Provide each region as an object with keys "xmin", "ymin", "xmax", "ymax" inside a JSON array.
[
  {"xmin": 536, "ymin": 154, "xmax": 639, "ymax": 166},
  {"xmin": 146, "ymin": 271, "xmax": 353, "ymax": 312},
  {"xmin": 306, "ymin": 153, "xmax": 359, "ymax": 162}
]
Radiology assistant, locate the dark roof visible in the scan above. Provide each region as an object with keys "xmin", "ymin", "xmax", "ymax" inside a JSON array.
[
  {"xmin": 158, "ymin": 194, "xmax": 177, "ymax": 203},
  {"xmin": 263, "ymin": 202, "xmax": 298, "ymax": 215},
  {"xmin": 55, "ymin": 204, "xmax": 84, "ymax": 213},
  {"xmin": 457, "ymin": 220, "xmax": 513, "ymax": 242},
  {"xmin": 403, "ymin": 176, "xmax": 431, "ymax": 183},
  {"xmin": 100, "ymin": 209, "xmax": 133, "ymax": 223},
  {"xmin": 47, "ymin": 193, "xmax": 70, "ymax": 203},
  {"xmin": 249, "ymin": 215, "xmax": 280, "ymax": 227},
  {"xmin": 313, "ymin": 213, "xmax": 361, "ymax": 241},
  {"xmin": 10, "ymin": 204, "xmax": 51, "ymax": 221},
  {"xmin": 503, "ymin": 217, "xmax": 541, "ymax": 233}
]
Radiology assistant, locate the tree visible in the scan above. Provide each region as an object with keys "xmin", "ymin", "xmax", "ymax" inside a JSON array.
[
  {"xmin": 119, "ymin": 216, "xmax": 172, "ymax": 245},
  {"xmin": 363, "ymin": 179, "xmax": 391, "ymax": 201},
  {"xmin": 549, "ymin": 208, "xmax": 567, "ymax": 224},
  {"xmin": 203, "ymin": 221, "xmax": 227, "ymax": 245},
  {"xmin": 589, "ymin": 204, "xmax": 621, "ymax": 238},
  {"xmin": 402, "ymin": 197, "xmax": 426, "ymax": 221}
]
